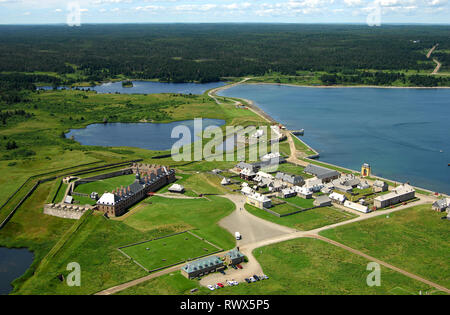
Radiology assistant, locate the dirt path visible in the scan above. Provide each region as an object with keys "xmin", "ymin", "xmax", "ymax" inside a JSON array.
[
  {"xmin": 432, "ymin": 58, "xmax": 442, "ymax": 75},
  {"xmin": 426, "ymin": 44, "xmax": 441, "ymax": 75}
]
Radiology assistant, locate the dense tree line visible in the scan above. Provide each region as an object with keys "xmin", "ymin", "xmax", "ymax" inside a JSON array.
[
  {"xmin": 320, "ymin": 71, "xmax": 450, "ymax": 86},
  {"xmin": 0, "ymin": 24, "xmax": 448, "ymax": 84}
]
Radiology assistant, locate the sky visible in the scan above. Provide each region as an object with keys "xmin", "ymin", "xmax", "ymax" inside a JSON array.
[{"xmin": 0, "ymin": 0, "xmax": 449, "ymax": 25}]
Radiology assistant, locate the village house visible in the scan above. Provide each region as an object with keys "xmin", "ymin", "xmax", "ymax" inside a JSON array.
[
  {"xmin": 96, "ymin": 165, "xmax": 175, "ymax": 217},
  {"xmin": 275, "ymin": 172, "xmax": 304, "ymax": 187},
  {"xmin": 181, "ymin": 256, "xmax": 224, "ymax": 279},
  {"xmin": 241, "ymin": 185, "xmax": 254, "ymax": 196},
  {"xmin": 246, "ymin": 192, "xmax": 272, "ymax": 209},
  {"xmin": 221, "ymin": 177, "xmax": 231, "ymax": 185},
  {"xmin": 224, "ymin": 249, "xmax": 245, "ymax": 266},
  {"xmin": 294, "ymin": 186, "xmax": 313, "ymax": 199},
  {"xmin": 344, "ymin": 200, "xmax": 370, "ymax": 213},
  {"xmin": 278, "ymin": 187, "xmax": 297, "ymax": 198},
  {"xmin": 254, "ymin": 171, "xmax": 274, "ymax": 182},
  {"xmin": 357, "ymin": 180, "xmax": 371, "ymax": 190},
  {"xmin": 373, "ymin": 180, "xmax": 388, "ymax": 193},
  {"xmin": 240, "ymin": 168, "xmax": 257, "ymax": 180},
  {"xmin": 329, "ymin": 192, "xmax": 346, "ymax": 204},
  {"xmin": 313, "ymin": 195, "xmax": 332, "ymax": 207},
  {"xmin": 304, "ymin": 177, "xmax": 324, "ymax": 192},
  {"xmin": 304, "ymin": 164, "xmax": 340, "ymax": 183},
  {"xmin": 432, "ymin": 198, "xmax": 450, "ymax": 212},
  {"xmin": 373, "ymin": 183, "xmax": 415, "ymax": 209}
]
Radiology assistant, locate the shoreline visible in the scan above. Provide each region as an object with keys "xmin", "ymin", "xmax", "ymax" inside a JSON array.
[
  {"xmin": 213, "ymin": 81, "xmax": 448, "ymax": 197},
  {"xmin": 243, "ymin": 82, "xmax": 450, "ymax": 89}
]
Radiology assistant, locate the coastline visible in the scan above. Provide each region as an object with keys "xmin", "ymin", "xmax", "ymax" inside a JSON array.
[
  {"xmin": 213, "ymin": 81, "xmax": 448, "ymax": 197},
  {"xmin": 243, "ymin": 82, "xmax": 450, "ymax": 89}
]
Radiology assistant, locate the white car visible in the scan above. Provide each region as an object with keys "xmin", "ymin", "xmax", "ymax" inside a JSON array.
[
  {"xmin": 207, "ymin": 285, "xmax": 215, "ymax": 291},
  {"xmin": 262, "ymin": 275, "xmax": 269, "ymax": 280},
  {"xmin": 214, "ymin": 284, "xmax": 220, "ymax": 289},
  {"xmin": 249, "ymin": 277, "xmax": 256, "ymax": 282},
  {"xmin": 226, "ymin": 281, "xmax": 234, "ymax": 286},
  {"xmin": 232, "ymin": 281, "xmax": 239, "ymax": 285}
]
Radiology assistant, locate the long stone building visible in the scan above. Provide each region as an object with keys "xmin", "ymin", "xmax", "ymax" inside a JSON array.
[
  {"xmin": 374, "ymin": 183, "xmax": 415, "ymax": 209},
  {"xmin": 96, "ymin": 164, "xmax": 175, "ymax": 217}
]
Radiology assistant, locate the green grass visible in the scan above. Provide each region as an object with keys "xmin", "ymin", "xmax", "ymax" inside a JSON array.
[
  {"xmin": 320, "ymin": 203, "xmax": 450, "ymax": 288},
  {"xmin": 123, "ymin": 196, "xmax": 235, "ymax": 250},
  {"xmin": 213, "ymin": 238, "xmax": 440, "ymax": 295},
  {"xmin": 121, "ymin": 232, "xmax": 219, "ymax": 271},
  {"xmin": 73, "ymin": 174, "xmax": 136, "ymax": 195},
  {"xmin": 284, "ymin": 196, "xmax": 315, "ymax": 209},
  {"xmin": 117, "ymin": 238, "xmax": 439, "ymax": 295},
  {"xmin": 275, "ymin": 163, "xmax": 313, "ymax": 179},
  {"xmin": 245, "ymin": 204, "xmax": 356, "ymax": 231}
]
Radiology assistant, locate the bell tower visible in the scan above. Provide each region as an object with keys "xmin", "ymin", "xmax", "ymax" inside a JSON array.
[{"xmin": 361, "ymin": 163, "xmax": 371, "ymax": 177}]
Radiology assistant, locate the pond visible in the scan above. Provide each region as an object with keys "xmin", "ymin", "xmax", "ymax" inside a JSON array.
[
  {"xmin": 39, "ymin": 80, "xmax": 226, "ymax": 95},
  {"xmin": 66, "ymin": 119, "xmax": 226, "ymax": 151},
  {"xmin": 0, "ymin": 247, "xmax": 34, "ymax": 295}
]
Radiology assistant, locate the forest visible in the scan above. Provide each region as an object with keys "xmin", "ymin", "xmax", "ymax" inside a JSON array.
[{"xmin": 0, "ymin": 24, "xmax": 449, "ymax": 87}]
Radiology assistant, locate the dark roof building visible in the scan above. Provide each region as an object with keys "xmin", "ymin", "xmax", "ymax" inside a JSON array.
[
  {"xmin": 224, "ymin": 249, "xmax": 245, "ymax": 265},
  {"xmin": 304, "ymin": 164, "xmax": 340, "ymax": 182},
  {"xmin": 181, "ymin": 256, "xmax": 224, "ymax": 279}
]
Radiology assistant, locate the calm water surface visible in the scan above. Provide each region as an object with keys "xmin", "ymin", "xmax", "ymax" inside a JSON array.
[
  {"xmin": 219, "ymin": 84, "xmax": 450, "ymax": 194},
  {"xmin": 40, "ymin": 81, "xmax": 225, "ymax": 95},
  {"xmin": 0, "ymin": 248, "xmax": 34, "ymax": 295},
  {"xmin": 66, "ymin": 119, "xmax": 225, "ymax": 151}
]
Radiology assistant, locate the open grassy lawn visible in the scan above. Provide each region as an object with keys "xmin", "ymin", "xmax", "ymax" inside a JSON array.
[
  {"xmin": 245, "ymin": 204, "xmax": 356, "ymax": 231},
  {"xmin": 320, "ymin": 204, "xmax": 450, "ymax": 289},
  {"xmin": 117, "ymin": 238, "xmax": 438, "ymax": 295},
  {"xmin": 284, "ymin": 196, "xmax": 315, "ymax": 209},
  {"xmin": 123, "ymin": 196, "xmax": 235, "ymax": 251},
  {"xmin": 121, "ymin": 232, "xmax": 220, "ymax": 271},
  {"xmin": 74, "ymin": 174, "xmax": 136, "ymax": 195}
]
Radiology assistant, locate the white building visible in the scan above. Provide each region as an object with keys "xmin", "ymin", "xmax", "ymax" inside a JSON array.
[
  {"xmin": 246, "ymin": 192, "xmax": 272, "ymax": 209},
  {"xmin": 329, "ymin": 192, "xmax": 346, "ymax": 204},
  {"xmin": 168, "ymin": 184, "xmax": 185, "ymax": 193},
  {"xmin": 241, "ymin": 186, "xmax": 254, "ymax": 196},
  {"xmin": 294, "ymin": 186, "xmax": 313, "ymax": 199},
  {"xmin": 304, "ymin": 177, "xmax": 324, "ymax": 192},
  {"xmin": 344, "ymin": 200, "xmax": 370, "ymax": 213}
]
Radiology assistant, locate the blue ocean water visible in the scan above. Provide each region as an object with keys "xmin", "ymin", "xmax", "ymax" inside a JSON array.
[{"xmin": 219, "ymin": 84, "xmax": 450, "ymax": 194}]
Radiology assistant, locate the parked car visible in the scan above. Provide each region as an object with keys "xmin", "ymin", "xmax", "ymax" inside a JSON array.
[
  {"xmin": 249, "ymin": 277, "xmax": 256, "ymax": 282},
  {"xmin": 207, "ymin": 285, "xmax": 215, "ymax": 291},
  {"xmin": 217, "ymin": 283, "xmax": 224, "ymax": 288},
  {"xmin": 262, "ymin": 274, "xmax": 269, "ymax": 280},
  {"xmin": 245, "ymin": 278, "xmax": 251, "ymax": 283},
  {"xmin": 226, "ymin": 281, "xmax": 234, "ymax": 286},
  {"xmin": 231, "ymin": 265, "xmax": 237, "ymax": 270},
  {"xmin": 253, "ymin": 275, "xmax": 260, "ymax": 281},
  {"xmin": 231, "ymin": 281, "xmax": 239, "ymax": 285},
  {"xmin": 236, "ymin": 264, "xmax": 243, "ymax": 269},
  {"xmin": 219, "ymin": 270, "xmax": 226, "ymax": 275},
  {"xmin": 214, "ymin": 284, "xmax": 220, "ymax": 289},
  {"xmin": 235, "ymin": 232, "xmax": 241, "ymax": 240}
]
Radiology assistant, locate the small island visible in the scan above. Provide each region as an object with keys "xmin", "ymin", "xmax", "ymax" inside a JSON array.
[{"xmin": 122, "ymin": 80, "xmax": 133, "ymax": 88}]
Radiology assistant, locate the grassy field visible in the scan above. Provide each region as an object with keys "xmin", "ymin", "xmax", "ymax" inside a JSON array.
[
  {"xmin": 74, "ymin": 174, "xmax": 136, "ymax": 195},
  {"xmin": 123, "ymin": 196, "xmax": 235, "ymax": 251},
  {"xmin": 284, "ymin": 196, "xmax": 315, "ymax": 209},
  {"xmin": 275, "ymin": 163, "xmax": 313, "ymax": 179},
  {"xmin": 116, "ymin": 238, "xmax": 438, "ymax": 295},
  {"xmin": 121, "ymin": 232, "xmax": 220, "ymax": 271},
  {"xmin": 245, "ymin": 204, "xmax": 356, "ymax": 231},
  {"xmin": 320, "ymin": 204, "xmax": 450, "ymax": 288}
]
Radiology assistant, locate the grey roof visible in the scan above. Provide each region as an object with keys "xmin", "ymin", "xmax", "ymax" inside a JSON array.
[
  {"xmin": 275, "ymin": 172, "xmax": 303, "ymax": 185},
  {"xmin": 433, "ymin": 199, "xmax": 449, "ymax": 209},
  {"xmin": 373, "ymin": 180, "xmax": 387, "ymax": 187},
  {"xmin": 182, "ymin": 256, "xmax": 223, "ymax": 273},
  {"xmin": 304, "ymin": 164, "xmax": 339, "ymax": 179},
  {"xmin": 226, "ymin": 249, "xmax": 244, "ymax": 260},
  {"xmin": 315, "ymin": 195, "xmax": 331, "ymax": 203}
]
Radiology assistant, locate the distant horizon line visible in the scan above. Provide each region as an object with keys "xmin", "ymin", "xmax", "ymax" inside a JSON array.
[{"xmin": 1, "ymin": 22, "xmax": 450, "ymax": 26}]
